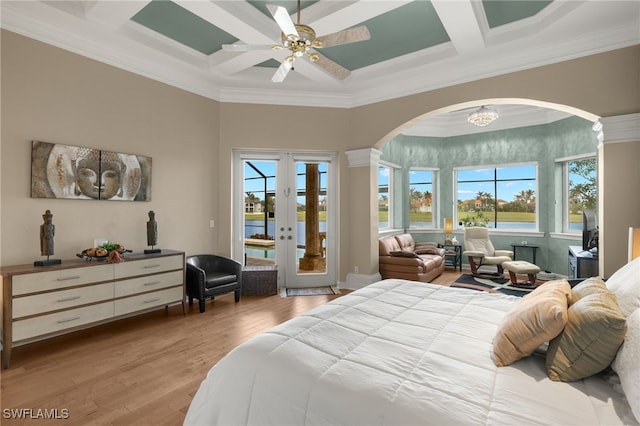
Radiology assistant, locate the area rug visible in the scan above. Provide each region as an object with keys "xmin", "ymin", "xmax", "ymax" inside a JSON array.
[
  {"xmin": 451, "ymin": 274, "xmax": 534, "ymax": 297},
  {"xmin": 283, "ymin": 286, "xmax": 340, "ymax": 297}
]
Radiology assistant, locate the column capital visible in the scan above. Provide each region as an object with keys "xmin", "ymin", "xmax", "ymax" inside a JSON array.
[{"xmin": 345, "ymin": 148, "xmax": 382, "ymax": 168}]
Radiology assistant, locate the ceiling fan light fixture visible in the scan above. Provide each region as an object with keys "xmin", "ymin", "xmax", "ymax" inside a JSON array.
[{"xmin": 467, "ymin": 106, "xmax": 499, "ymax": 127}]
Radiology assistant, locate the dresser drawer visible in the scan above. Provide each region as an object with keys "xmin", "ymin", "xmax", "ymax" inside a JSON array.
[
  {"xmin": 114, "ymin": 286, "xmax": 183, "ymax": 316},
  {"xmin": 12, "ymin": 283, "xmax": 114, "ymax": 319},
  {"xmin": 12, "ymin": 264, "xmax": 113, "ymax": 296},
  {"xmin": 114, "ymin": 255, "xmax": 183, "ymax": 279},
  {"xmin": 13, "ymin": 301, "xmax": 114, "ymax": 342},
  {"xmin": 114, "ymin": 270, "xmax": 183, "ymax": 298}
]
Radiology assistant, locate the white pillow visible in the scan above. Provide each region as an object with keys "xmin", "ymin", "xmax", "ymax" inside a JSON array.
[
  {"xmin": 605, "ymin": 257, "xmax": 640, "ymax": 318},
  {"xmin": 611, "ymin": 308, "xmax": 640, "ymax": 422}
]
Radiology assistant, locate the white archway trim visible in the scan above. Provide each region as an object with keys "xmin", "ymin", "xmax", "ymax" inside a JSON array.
[
  {"xmin": 346, "ymin": 148, "xmax": 382, "ymax": 168},
  {"xmin": 601, "ymin": 113, "xmax": 640, "ymax": 144},
  {"xmin": 376, "ymin": 98, "xmax": 601, "ymax": 148}
]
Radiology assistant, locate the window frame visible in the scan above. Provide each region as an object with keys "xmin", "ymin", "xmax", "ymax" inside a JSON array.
[
  {"xmin": 560, "ymin": 153, "xmax": 597, "ymax": 234},
  {"xmin": 378, "ymin": 162, "xmax": 396, "ymax": 231},
  {"xmin": 454, "ymin": 162, "xmax": 539, "ymax": 231},
  {"xmin": 408, "ymin": 167, "xmax": 438, "ymax": 229}
]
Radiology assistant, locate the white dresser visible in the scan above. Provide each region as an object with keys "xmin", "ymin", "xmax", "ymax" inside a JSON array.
[{"xmin": 1, "ymin": 250, "xmax": 185, "ymax": 368}]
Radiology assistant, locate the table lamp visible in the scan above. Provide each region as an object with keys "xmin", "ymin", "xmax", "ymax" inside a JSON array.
[
  {"xmin": 629, "ymin": 227, "xmax": 640, "ymax": 262},
  {"xmin": 444, "ymin": 218, "xmax": 453, "ymax": 244}
]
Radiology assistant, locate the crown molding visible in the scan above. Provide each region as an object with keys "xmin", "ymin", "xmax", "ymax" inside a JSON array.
[{"xmin": 602, "ymin": 114, "xmax": 640, "ymax": 144}]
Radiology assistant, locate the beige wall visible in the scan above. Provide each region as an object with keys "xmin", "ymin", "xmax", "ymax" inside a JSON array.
[
  {"xmin": 601, "ymin": 140, "xmax": 640, "ymax": 277},
  {"xmin": 1, "ymin": 30, "xmax": 220, "ymax": 265},
  {"xmin": 2, "ymin": 29, "xmax": 639, "ymax": 282}
]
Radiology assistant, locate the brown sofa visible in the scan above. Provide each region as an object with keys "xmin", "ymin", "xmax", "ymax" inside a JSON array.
[{"xmin": 378, "ymin": 234, "xmax": 446, "ymax": 282}]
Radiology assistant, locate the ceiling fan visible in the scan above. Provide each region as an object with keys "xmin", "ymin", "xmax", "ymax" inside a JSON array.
[{"xmin": 222, "ymin": 0, "xmax": 370, "ymax": 82}]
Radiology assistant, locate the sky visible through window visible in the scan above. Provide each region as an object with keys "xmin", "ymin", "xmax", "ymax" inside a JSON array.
[{"xmin": 456, "ymin": 165, "xmax": 536, "ymax": 202}]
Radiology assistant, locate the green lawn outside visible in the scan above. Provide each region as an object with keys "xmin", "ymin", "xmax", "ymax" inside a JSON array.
[
  {"xmin": 245, "ymin": 212, "xmax": 327, "ymax": 221},
  {"xmin": 378, "ymin": 211, "xmax": 583, "ymax": 224},
  {"xmin": 246, "ymin": 211, "xmax": 583, "ymax": 224}
]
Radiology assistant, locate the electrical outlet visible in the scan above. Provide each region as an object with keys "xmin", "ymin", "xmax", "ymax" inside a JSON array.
[
  {"xmin": 209, "ymin": 220, "xmax": 215, "ymax": 228},
  {"xmin": 354, "ymin": 266, "xmax": 359, "ymax": 273}
]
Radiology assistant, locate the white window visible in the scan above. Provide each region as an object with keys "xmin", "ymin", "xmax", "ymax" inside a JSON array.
[
  {"xmin": 455, "ymin": 163, "xmax": 538, "ymax": 230},
  {"xmin": 563, "ymin": 155, "xmax": 597, "ymax": 233},
  {"xmin": 409, "ymin": 168, "xmax": 436, "ymax": 228},
  {"xmin": 378, "ymin": 164, "xmax": 393, "ymax": 230}
]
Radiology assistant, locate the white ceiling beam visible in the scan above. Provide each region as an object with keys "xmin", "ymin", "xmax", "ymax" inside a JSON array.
[
  {"xmin": 84, "ymin": 1, "xmax": 151, "ymax": 27},
  {"xmin": 174, "ymin": 0, "xmax": 277, "ymax": 45},
  {"xmin": 431, "ymin": 0, "xmax": 485, "ymax": 55},
  {"xmin": 304, "ymin": 0, "xmax": 413, "ymax": 35},
  {"xmin": 209, "ymin": 49, "xmax": 279, "ymax": 76}
]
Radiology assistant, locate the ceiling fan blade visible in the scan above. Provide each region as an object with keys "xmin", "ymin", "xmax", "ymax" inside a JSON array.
[
  {"xmin": 272, "ymin": 58, "xmax": 294, "ymax": 83},
  {"xmin": 314, "ymin": 26, "xmax": 370, "ymax": 48},
  {"xmin": 313, "ymin": 52, "xmax": 350, "ymax": 80},
  {"xmin": 222, "ymin": 44, "xmax": 277, "ymax": 52},
  {"xmin": 266, "ymin": 4, "xmax": 299, "ymax": 40}
]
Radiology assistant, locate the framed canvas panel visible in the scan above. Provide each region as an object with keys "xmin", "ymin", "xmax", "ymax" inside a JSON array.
[{"xmin": 31, "ymin": 141, "xmax": 152, "ymax": 201}]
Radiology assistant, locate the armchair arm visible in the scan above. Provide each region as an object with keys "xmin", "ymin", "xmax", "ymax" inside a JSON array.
[
  {"xmin": 379, "ymin": 256, "xmax": 425, "ymax": 267},
  {"xmin": 215, "ymin": 256, "xmax": 243, "ymax": 277},
  {"xmin": 186, "ymin": 263, "xmax": 206, "ymax": 296},
  {"xmin": 494, "ymin": 250, "xmax": 514, "ymax": 257},
  {"xmin": 463, "ymin": 250, "xmax": 485, "ymax": 258}
]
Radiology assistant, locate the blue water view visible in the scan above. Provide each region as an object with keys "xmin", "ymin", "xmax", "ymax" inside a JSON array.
[{"xmin": 244, "ymin": 220, "xmax": 327, "ymax": 259}]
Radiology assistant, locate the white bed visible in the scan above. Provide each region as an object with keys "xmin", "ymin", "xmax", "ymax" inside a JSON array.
[{"xmin": 185, "ymin": 279, "xmax": 638, "ymax": 425}]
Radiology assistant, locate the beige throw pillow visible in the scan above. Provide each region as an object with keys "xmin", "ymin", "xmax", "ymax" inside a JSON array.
[
  {"xmin": 571, "ymin": 277, "xmax": 608, "ymax": 302},
  {"xmin": 492, "ymin": 279, "xmax": 572, "ymax": 367},
  {"xmin": 546, "ymin": 288, "xmax": 627, "ymax": 382}
]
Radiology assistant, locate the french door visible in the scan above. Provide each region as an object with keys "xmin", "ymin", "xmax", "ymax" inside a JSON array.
[{"xmin": 233, "ymin": 150, "xmax": 336, "ymax": 289}]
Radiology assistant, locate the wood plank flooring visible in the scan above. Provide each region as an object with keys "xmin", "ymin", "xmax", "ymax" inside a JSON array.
[{"xmin": 0, "ymin": 270, "xmax": 463, "ymax": 425}]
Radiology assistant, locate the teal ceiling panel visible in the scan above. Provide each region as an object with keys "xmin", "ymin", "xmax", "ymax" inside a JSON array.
[
  {"xmin": 482, "ymin": 0, "xmax": 553, "ymax": 28},
  {"xmin": 319, "ymin": 1, "xmax": 450, "ymax": 71},
  {"xmin": 131, "ymin": 0, "xmax": 237, "ymax": 55}
]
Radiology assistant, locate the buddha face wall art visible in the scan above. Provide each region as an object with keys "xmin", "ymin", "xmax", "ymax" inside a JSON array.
[{"xmin": 31, "ymin": 141, "xmax": 152, "ymax": 201}]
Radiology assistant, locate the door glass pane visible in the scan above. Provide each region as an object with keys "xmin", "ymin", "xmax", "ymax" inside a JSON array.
[
  {"xmin": 243, "ymin": 160, "xmax": 276, "ymax": 266},
  {"xmin": 296, "ymin": 161, "xmax": 327, "ymax": 275}
]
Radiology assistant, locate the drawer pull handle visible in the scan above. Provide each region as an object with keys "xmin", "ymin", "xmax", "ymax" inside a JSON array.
[
  {"xmin": 57, "ymin": 316, "xmax": 80, "ymax": 324},
  {"xmin": 143, "ymin": 297, "xmax": 161, "ymax": 304},
  {"xmin": 144, "ymin": 281, "xmax": 161, "ymax": 286},
  {"xmin": 143, "ymin": 264, "xmax": 161, "ymax": 269},
  {"xmin": 56, "ymin": 276, "xmax": 81, "ymax": 281},
  {"xmin": 57, "ymin": 296, "xmax": 81, "ymax": 303}
]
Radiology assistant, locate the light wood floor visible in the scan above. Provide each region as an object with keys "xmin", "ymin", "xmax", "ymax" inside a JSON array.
[{"xmin": 0, "ymin": 270, "xmax": 464, "ymax": 425}]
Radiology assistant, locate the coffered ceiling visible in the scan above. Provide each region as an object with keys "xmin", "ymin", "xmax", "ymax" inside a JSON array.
[{"xmin": 2, "ymin": 1, "xmax": 638, "ymax": 111}]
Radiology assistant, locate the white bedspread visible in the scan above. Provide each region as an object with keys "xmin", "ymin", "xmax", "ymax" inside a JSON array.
[{"xmin": 185, "ymin": 279, "xmax": 637, "ymax": 425}]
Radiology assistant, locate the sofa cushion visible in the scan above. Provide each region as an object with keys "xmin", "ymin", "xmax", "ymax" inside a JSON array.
[
  {"xmin": 395, "ymin": 234, "xmax": 416, "ymax": 251},
  {"xmin": 379, "ymin": 236, "xmax": 401, "ymax": 256}
]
